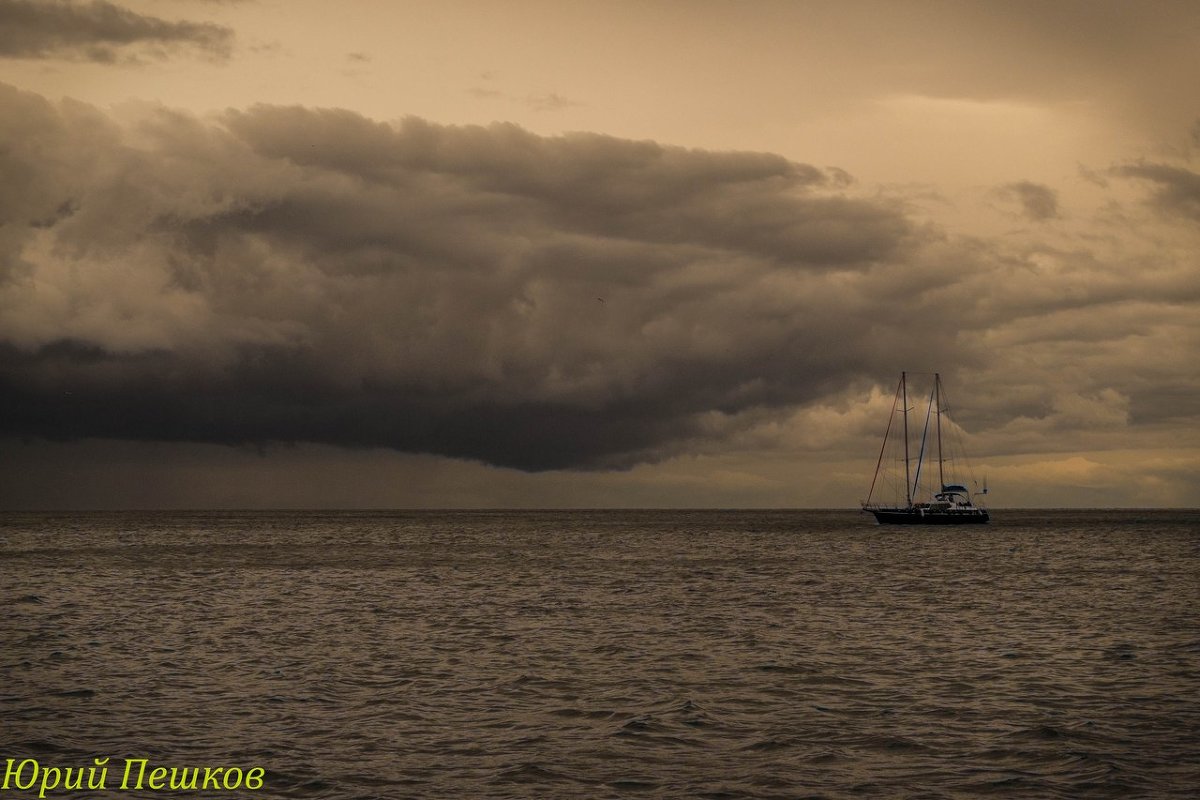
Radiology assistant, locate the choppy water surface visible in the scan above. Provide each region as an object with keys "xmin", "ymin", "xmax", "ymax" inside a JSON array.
[{"xmin": 3, "ymin": 509, "xmax": 1198, "ymax": 799}]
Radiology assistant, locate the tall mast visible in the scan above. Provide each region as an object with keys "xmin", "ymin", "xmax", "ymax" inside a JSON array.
[
  {"xmin": 866, "ymin": 376, "xmax": 904, "ymax": 506},
  {"xmin": 902, "ymin": 371, "xmax": 911, "ymax": 507},
  {"xmin": 936, "ymin": 372, "xmax": 944, "ymax": 490}
]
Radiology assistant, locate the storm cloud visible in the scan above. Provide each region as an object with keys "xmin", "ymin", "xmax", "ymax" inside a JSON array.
[
  {"xmin": 0, "ymin": 0, "xmax": 233, "ymax": 62},
  {"xmin": 0, "ymin": 83, "xmax": 920, "ymax": 470},
  {"xmin": 1, "ymin": 83, "xmax": 1197, "ymax": 475}
]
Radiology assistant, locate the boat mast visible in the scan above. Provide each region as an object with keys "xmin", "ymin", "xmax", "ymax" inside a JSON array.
[
  {"xmin": 912, "ymin": 386, "xmax": 935, "ymax": 499},
  {"xmin": 866, "ymin": 376, "xmax": 905, "ymax": 506},
  {"xmin": 936, "ymin": 372, "xmax": 944, "ymax": 491},
  {"xmin": 902, "ymin": 371, "xmax": 911, "ymax": 507}
]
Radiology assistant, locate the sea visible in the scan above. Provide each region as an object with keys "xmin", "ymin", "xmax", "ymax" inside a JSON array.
[{"xmin": 2, "ymin": 509, "xmax": 1198, "ymax": 799}]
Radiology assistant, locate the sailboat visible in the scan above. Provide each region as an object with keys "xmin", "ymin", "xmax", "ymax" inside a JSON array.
[{"xmin": 862, "ymin": 372, "xmax": 990, "ymax": 524}]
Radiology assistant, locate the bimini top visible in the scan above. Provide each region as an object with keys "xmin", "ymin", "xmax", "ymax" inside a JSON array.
[{"xmin": 940, "ymin": 484, "xmax": 969, "ymax": 494}]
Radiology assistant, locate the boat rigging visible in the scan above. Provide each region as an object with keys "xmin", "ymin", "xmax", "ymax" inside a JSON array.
[{"xmin": 862, "ymin": 371, "xmax": 989, "ymax": 525}]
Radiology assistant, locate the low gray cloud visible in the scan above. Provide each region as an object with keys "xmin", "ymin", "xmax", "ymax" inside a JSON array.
[
  {"xmin": 0, "ymin": 0, "xmax": 233, "ymax": 62},
  {"xmin": 1002, "ymin": 181, "xmax": 1059, "ymax": 221},
  {"xmin": 0, "ymin": 84, "xmax": 921, "ymax": 470},
  {"xmin": 1115, "ymin": 162, "xmax": 1200, "ymax": 221},
  {"xmin": 1, "ymin": 83, "xmax": 1196, "ymax": 474}
]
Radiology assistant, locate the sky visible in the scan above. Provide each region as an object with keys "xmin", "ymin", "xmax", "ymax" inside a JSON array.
[{"xmin": 0, "ymin": 0, "xmax": 1198, "ymax": 509}]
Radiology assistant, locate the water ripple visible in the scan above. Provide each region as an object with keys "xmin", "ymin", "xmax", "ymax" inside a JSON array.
[{"xmin": 2, "ymin": 508, "xmax": 1198, "ymax": 798}]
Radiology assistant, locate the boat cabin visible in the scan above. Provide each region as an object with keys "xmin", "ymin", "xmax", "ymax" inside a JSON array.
[{"xmin": 934, "ymin": 484, "xmax": 972, "ymax": 506}]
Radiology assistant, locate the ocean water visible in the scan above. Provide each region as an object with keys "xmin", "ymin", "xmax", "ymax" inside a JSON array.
[{"xmin": 2, "ymin": 509, "xmax": 1198, "ymax": 799}]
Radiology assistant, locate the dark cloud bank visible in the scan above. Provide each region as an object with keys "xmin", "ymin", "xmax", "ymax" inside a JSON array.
[
  {"xmin": 1, "ymin": 84, "xmax": 1195, "ymax": 471},
  {"xmin": 0, "ymin": 0, "xmax": 232, "ymax": 62}
]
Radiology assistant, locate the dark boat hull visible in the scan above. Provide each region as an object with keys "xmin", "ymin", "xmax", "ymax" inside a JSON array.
[{"xmin": 867, "ymin": 507, "xmax": 990, "ymax": 525}]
